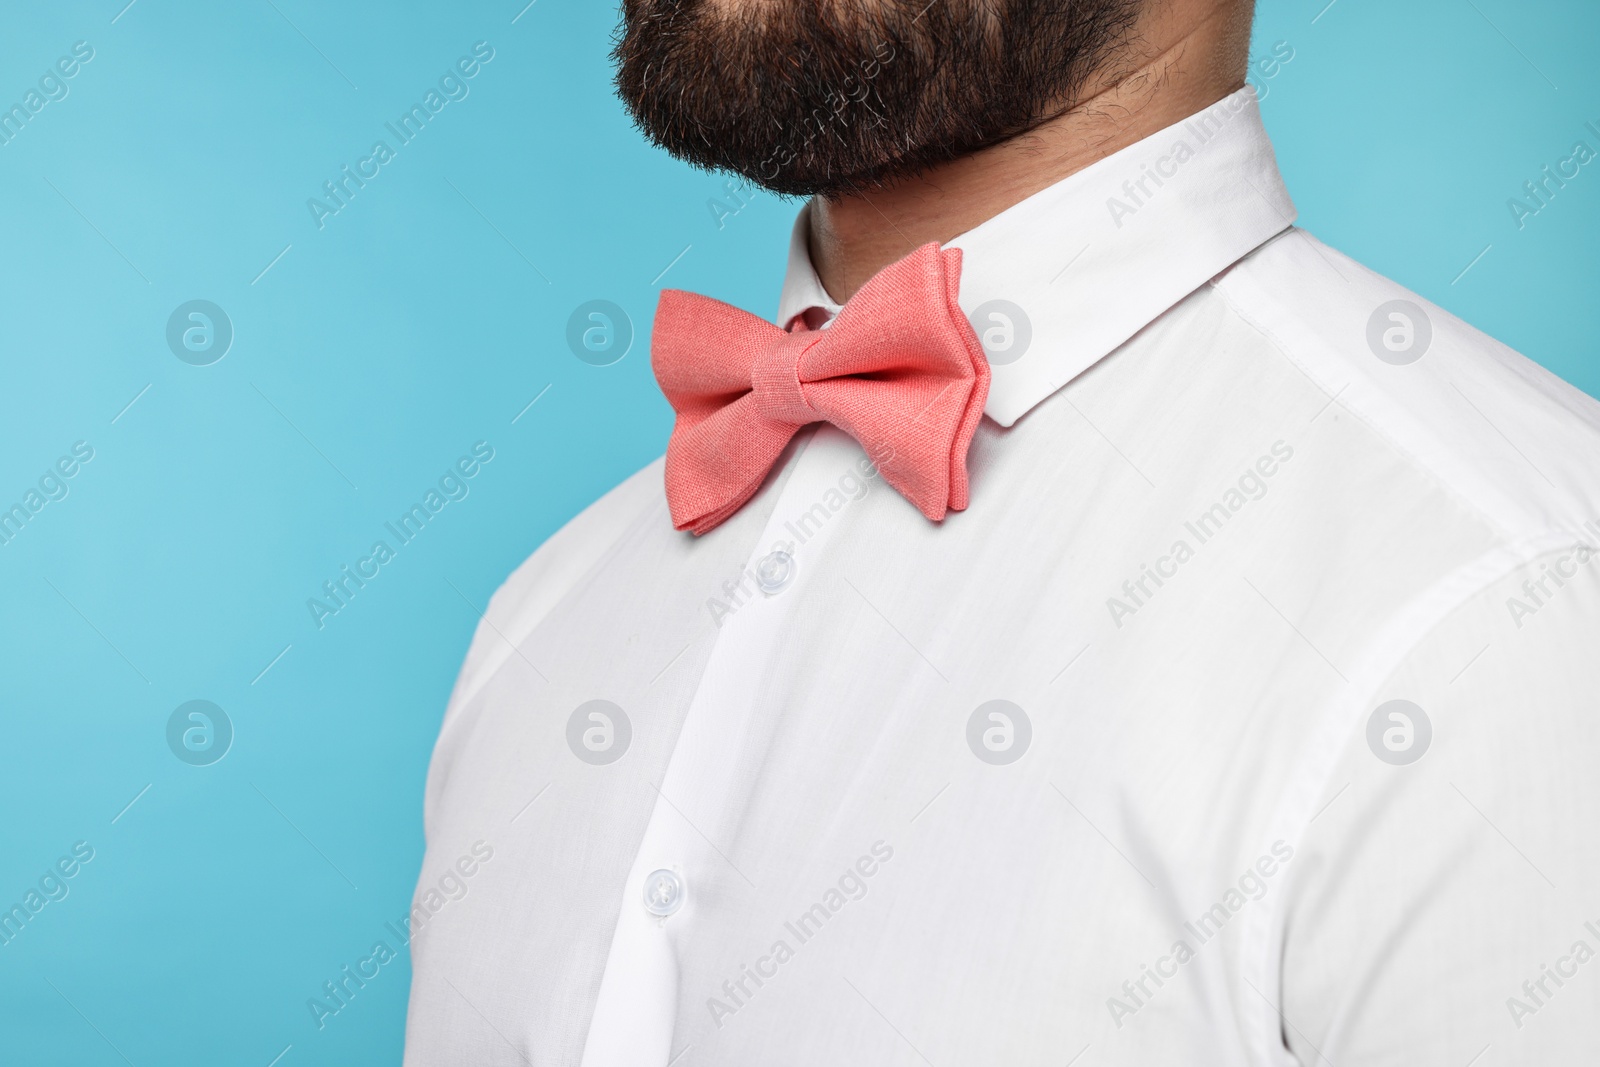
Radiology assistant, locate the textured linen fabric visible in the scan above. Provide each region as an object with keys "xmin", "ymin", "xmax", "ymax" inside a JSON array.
[
  {"xmin": 403, "ymin": 87, "xmax": 1600, "ymax": 1066},
  {"xmin": 654, "ymin": 242, "xmax": 988, "ymax": 535}
]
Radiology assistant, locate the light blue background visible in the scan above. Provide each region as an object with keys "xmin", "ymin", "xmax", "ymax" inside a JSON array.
[{"xmin": 0, "ymin": 0, "xmax": 1594, "ymax": 1062}]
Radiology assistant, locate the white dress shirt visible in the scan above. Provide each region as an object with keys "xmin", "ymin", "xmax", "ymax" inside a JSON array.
[{"xmin": 403, "ymin": 88, "xmax": 1600, "ymax": 1066}]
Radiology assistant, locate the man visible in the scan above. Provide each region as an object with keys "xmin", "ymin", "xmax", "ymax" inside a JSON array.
[{"xmin": 405, "ymin": 0, "xmax": 1600, "ymax": 1062}]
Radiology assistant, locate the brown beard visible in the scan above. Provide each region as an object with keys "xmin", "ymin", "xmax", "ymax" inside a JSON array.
[{"xmin": 613, "ymin": 0, "xmax": 1143, "ymax": 198}]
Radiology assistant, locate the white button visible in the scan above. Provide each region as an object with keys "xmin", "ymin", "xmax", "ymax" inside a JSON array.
[
  {"xmin": 755, "ymin": 550, "xmax": 796, "ymax": 595},
  {"xmin": 643, "ymin": 869, "xmax": 684, "ymax": 918}
]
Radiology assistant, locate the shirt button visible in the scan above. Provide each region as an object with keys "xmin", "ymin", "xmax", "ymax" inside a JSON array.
[
  {"xmin": 643, "ymin": 869, "xmax": 685, "ymax": 918},
  {"xmin": 755, "ymin": 550, "xmax": 796, "ymax": 595}
]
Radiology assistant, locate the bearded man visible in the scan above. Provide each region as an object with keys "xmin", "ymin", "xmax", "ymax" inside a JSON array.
[{"xmin": 404, "ymin": 1, "xmax": 1600, "ymax": 1062}]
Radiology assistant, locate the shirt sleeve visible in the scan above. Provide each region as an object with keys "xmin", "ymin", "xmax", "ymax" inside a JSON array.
[{"xmin": 1279, "ymin": 541, "xmax": 1600, "ymax": 1065}]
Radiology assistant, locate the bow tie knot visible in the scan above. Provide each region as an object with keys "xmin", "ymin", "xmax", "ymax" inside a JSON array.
[
  {"xmin": 750, "ymin": 330, "xmax": 817, "ymax": 426},
  {"xmin": 651, "ymin": 242, "xmax": 991, "ymax": 536}
]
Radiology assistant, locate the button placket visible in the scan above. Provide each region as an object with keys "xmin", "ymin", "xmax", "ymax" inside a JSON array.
[{"xmin": 579, "ymin": 427, "xmax": 865, "ymax": 1067}]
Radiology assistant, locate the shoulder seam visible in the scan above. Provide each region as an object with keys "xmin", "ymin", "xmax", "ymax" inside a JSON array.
[
  {"xmin": 1240, "ymin": 527, "xmax": 1585, "ymax": 1064},
  {"xmin": 1210, "ymin": 259, "xmax": 1522, "ymax": 544}
]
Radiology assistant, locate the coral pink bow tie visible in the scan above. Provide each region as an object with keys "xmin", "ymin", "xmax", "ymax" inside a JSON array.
[{"xmin": 652, "ymin": 242, "xmax": 991, "ymax": 536}]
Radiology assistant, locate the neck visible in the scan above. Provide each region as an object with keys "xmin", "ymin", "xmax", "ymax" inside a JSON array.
[{"xmin": 807, "ymin": 1, "xmax": 1253, "ymax": 303}]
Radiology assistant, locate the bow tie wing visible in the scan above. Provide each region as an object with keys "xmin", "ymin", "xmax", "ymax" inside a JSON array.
[
  {"xmin": 650, "ymin": 243, "xmax": 989, "ymax": 536},
  {"xmin": 797, "ymin": 244, "xmax": 989, "ymax": 519},
  {"xmin": 652, "ymin": 290, "xmax": 812, "ymax": 535}
]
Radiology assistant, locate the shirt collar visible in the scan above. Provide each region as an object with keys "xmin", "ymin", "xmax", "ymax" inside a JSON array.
[{"xmin": 776, "ymin": 86, "xmax": 1297, "ymax": 427}]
